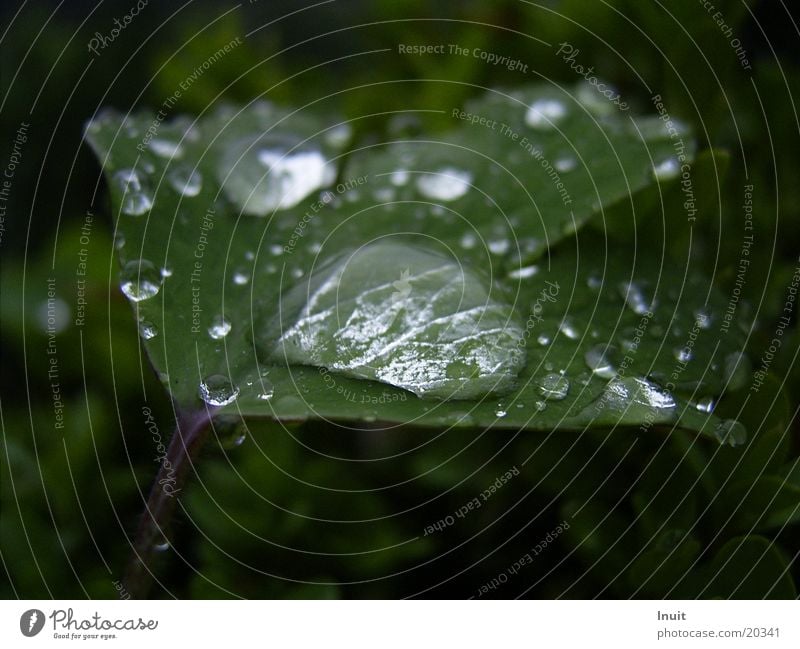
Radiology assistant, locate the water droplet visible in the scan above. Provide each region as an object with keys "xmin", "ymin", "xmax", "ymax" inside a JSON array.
[
  {"xmin": 584, "ymin": 344, "xmax": 618, "ymax": 379},
  {"xmin": 114, "ymin": 232, "xmax": 126, "ymax": 250},
  {"xmin": 416, "ymin": 167, "xmax": 472, "ymax": 201},
  {"xmin": 265, "ymin": 241, "xmax": 525, "ymax": 400},
  {"xmin": 149, "ymin": 138, "xmax": 184, "ymax": 158},
  {"xmin": 559, "ymin": 317, "xmax": 580, "ymax": 340},
  {"xmin": 324, "ymin": 123, "xmax": 352, "ymax": 148},
  {"xmin": 554, "ymin": 156, "xmax": 577, "ymax": 172},
  {"xmin": 139, "ymin": 320, "xmax": 158, "ymax": 340},
  {"xmin": 714, "ymin": 419, "xmax": 747, "ymax": 447},
  {"xmin": 488, "ymin": 238, "xmax": 510, "ymax": 255},
  {"xmin": 113, "ymin": 169, "xmax": 152, "ymax": 216},
  {"xmin": 536, "ymin": 333, "xmax": 551, "ymax": 346},
  {"xmin": 673, "ymin": 346, "xmax": 693, "ymax": 363},
  {"xmin": 167, "ymin": 165, "xmax": 202, "ymax": 197},
  {"xmin": 508, "ymin": 265, "xmax": 539, "ymax": 280},
  {"xmin": 534, "ymin": 400, "xmax": 547, "ymax": 411},
  {"xmin": 587, "ymin": 274, "xmax": 602, "ymax": 290},
  {"xmin": 374, "ymin": 186, "xmax": 395, "ymax": 202},
  {"xmin": 460, "ymin": 232, "xmax": 477, "ymax": 249},
  {"xmin": 390, "ymin": 169, "xmax": 410, "ymax": 186},
  {"xmin": 652, "ymin": 156, "xmax": 681, "ymax": 181},
  {"xmin": 525, "ymin": 98, "xmax": 567, "ymax": 129},
  {"xmin": 153, "ymin": 537, "xmax": 170, "ymax": 553},
  {"xmin": 160, "ymin": 266, "xmax": 173, "ymax": 278},
  {"xmin": 232, "ymin": 270, "xmax": 250, "ymax": 285},
  {"xmin": 198, "ymin": 375, "xmax": 239, "ymax": 406},
  {"xmin": 218, "ymin": 134, "xmax": 335, "ymax": 215},
  {"xmin": 120, "ymin": 260, "xmax": 162, "ymax": 302},
  {"xmin": 536, "ymin": 372, "xmax": 570, "ymax": 400},
  {"xmin": 694, "ymin": 306, "xmax": 713, "ymax": 329},
  {"xmin": 694, "ymin": 396, "xmax": 715, "ymax": 413},
  {"xmin": 208, "ymin": 315, "xmax": 232, "ymax": 340},
  {"xmin": 618, "ymin": 281, "xmax": 653, "ymax": 315},
  {"xmin": 495, "ymin": 408, "xmax": 508, "ymax": 418}
]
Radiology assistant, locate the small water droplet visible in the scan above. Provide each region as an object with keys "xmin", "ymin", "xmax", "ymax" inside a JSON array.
[
  {"xmin": 714, "ymin": 419, "xmax": 747, "ymax": 447},
  {"xmin": 120, "ymin": 260, "xmax": 163, "ymax": 302},
  {"xmin": 587, "ymin": 274, "xmax": 602, "ymax": 290},
  {"xmin": 269, "ymin": 244, "xmax": 284, "ymax": 256},
  {"xmin": 160, "ymin": 266, "xmax": 173, "ymax": 278},
  {"xmin": 374, "ymin": 186, "xmax": 395, "ymax": 202},
  {"xmin": 324, "ymin": 123, "xmax": 352, "ymax": 148},
  {"xmin": 536, "ymin": 333, "xmax": 551, "ymax": 346},
  {"xmin": 198, "ymin": 374, "xmax": 239, "ymax": 406},
  {"xmin": 652, "ymin": 156, "xmax": 681, "ymax": 181},
  {"xmin": 495, "ymin": 408, "xmax": 508, "ymax": 418},
  {"xmin": 554, "ymin": 156, "xmax": 577, "ymax": 172},
  {"xmin": 536, "ymin": 372, "xmax": 570, "ymax": 400},
  {"xmin": 674, "ymin": 346, "xmax": 693, "ymax": 363},
  {"xmin": 113, "ymin": 169, "xmax": 152, "ymax": 216},
  {"xmin": 534, "ymin": 400, "xmax": 547, "ymax": 411},
  {"xmin": 167, "ymin": 165, "xmax": 203, "ymax": 197},
  {"xmin": 149, "ymin": 138, "xmax": 184, "ymax": 158},
  {"xmin": 559, "ymin": 317, "xmax": 580, "ymax": 340},
  {"xmin": 153, "ymin": 538, "xmax": 170, "ymax": 553},
  {"xmin": 416, "ymin": 167, "xmax": 472, "ymax": 201},
  {"xmin": 488, "ymin": 238, "xmax": 510, "ymax": 255},
  {"xmin": 460, "ymin": 232, "xmax": 477, "ymax": 249},
  {"xmin": 694, "ymin": 306, "xmax": 713, "ymax": 329},
  {"xmin": 584, "ymin": 344, "xmax": 618, "ymax": 379},
  {"xmin": 618, "ymin": 281, "xmax": 653, "ymax": 315},
  {"xmin": 694, "ymin": 396, "xmax": 715, "ymax": 413},
  {"xmin": 233, "ymin": 270, "xmax": 250, "ymax": 285},
  {"xmin": 139, "ymin": 320, "xmax": 158, "ymax": 340},
  {"xmin": 508, "ymin": 265, "xmax": 539, "ymax": 280},
  {"xmin": 208, "ymin": 315, "xmax": 232, "ymax": 340},
  {"xmin": 525, "ymin": 98, "xmax": 567, "ymax": 129},
  {"xmin": 390, "ymin": 169, "xmax": 410, "ymax": 186}
]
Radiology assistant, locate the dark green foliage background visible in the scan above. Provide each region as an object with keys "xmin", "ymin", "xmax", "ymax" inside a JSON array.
[{"xmin": 1, "ymin": 0, "xmax": 799, "ymax": 598}]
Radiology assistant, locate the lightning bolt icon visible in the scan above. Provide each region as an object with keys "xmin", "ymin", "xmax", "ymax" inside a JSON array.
[{"xmin": 28, "ymin": 611, "xmax": 38, "ymax": 632}]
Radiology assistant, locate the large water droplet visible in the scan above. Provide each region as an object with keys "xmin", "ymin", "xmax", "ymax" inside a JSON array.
[
  {"xmin": 416, "ymin": 167, "xmax": 472, "ymax": 201},
  {"xmin": 714, "ymin": 419, "xmax": 747, "ymax": 447},
  {"xmin": 584, "ymin": 344, "xmax": 618, "ymax": 379},
  {"xmin": 208, "ymin": 315, "xmax": 231, "ymax": 340},
  {"xmin": 525, "ymin": 98, "xmax": 567, "ymax": 129},
  {"xmin": 218, "ymin": 134, "xmax": 335, "ymax": 215},
  {"xmin": 263, "ymin": 241, "xmax": 525, "ymax": 400},
  {"xmin": 113, "ymin": 169, "xmax": 152, "ymax": 216},
  {"xmin": 198, "ymin": 375, "xmax": 239, "ymax": 406},
  {"xmin": 120, "ymin": 260, "xmax": 162, "ymax": 302},
  {"xmin": 536, "ymin": 372, "xmax": 570, "ymax": 400}
]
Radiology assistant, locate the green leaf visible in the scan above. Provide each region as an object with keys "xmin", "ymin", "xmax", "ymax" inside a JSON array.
[
  {"xmin": 700, "ymin": 535, "xmax": 796, "ymax": 599},
  {"xmin": 85, "ymin": 88, "xmax": 746, "ymax": 437}
]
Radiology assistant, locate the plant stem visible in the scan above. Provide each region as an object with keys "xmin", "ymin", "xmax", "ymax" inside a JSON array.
[{"xmin": 123, "ymin": 407, "xmax": 214, "ymax": 599}]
